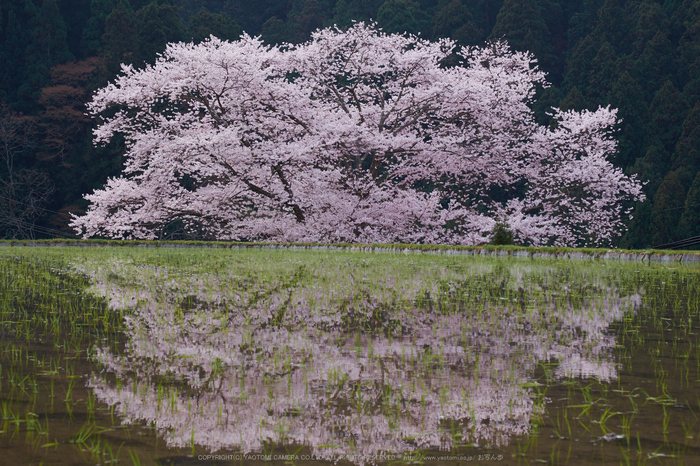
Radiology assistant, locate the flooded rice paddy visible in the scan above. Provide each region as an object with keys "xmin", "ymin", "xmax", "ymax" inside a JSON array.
[{"xmin": 1, "ymin": 246, "xmax": 700, "ymax": 465}]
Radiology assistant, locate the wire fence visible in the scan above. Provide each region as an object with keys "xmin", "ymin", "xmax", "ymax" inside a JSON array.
[{"xmin": 653, "ymin": 236, "xmax": 700, "ymax": 250}]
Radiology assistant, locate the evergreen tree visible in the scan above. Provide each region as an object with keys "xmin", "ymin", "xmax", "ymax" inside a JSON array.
[
  {"xmin": 135, "ymin": 1, "xmax": 185, "ymax": 66},
  {"xmin": 473, "ymin": 0, "xmax": 505, "ymax": 33},
  {"xmin": 27, "ymin": 0, "xmax": 73, "ymax": 66},
  {"xmin": 432, "ymin": 0, "xmax": 484, "ymax": 45},
  {"xmin": 564, "ymin": 34, "xmax": 599, "ymax": 95},
  {"xmin": 1, "ymin": 9, "xmax": 28, "ymax": 106},
  {"xmin": 665, "ymin": 0, "xmax": 689, "ymax": 45},
  {"xmin": 331, "ymin": 0, "xmax": 384, "ymax": 27},
  {"xmin": 649, "ymin": 81, "xmax": 689, "ymax": 155},
  {"xmin": 675, "ymin": 101, "xmax": 700, "ymax": 175},
  {"xmin": 594, "ymin": 0, "xmax": 628, "ymax": 53},
  {"xmin": 173, "ymin": 0, "xmax": 208, "ymax": 24},
  {"xmin": 433, "ymin": 0, "xmax": 468, "ymax": 35},
  {"xmin": 261, "ymin": 16, "xmax": 289, "ymax": 44},
  {"xmin": 631, "ymin": 144, "xmax": 672, "ymax": 197},
  {"xmin": 559, "ymin": 86, "xmax": 589, "ymax": 111},
  {"xmin": 620, "ymin": 199, "xmax": 653, "ymax": 249},
  {"xmin": 607, "ymin": 71, "xmax": 648, "ymax": 169},
  {"xmin": 222, "ymin": 0, "xmax": 282, "ymax": 35},
  {"xmin": 531, "ymin": 86, "xmax": 562, "ymax": 125},
  {"xmin": 490, "ymin": 219, "xmax": 514, "ymax": 245},
  {"xmin": 684, "ymin": 57, "xmax": 700, "ymax": 106},
  {"xmin": 538, "ymin": 0, "xmax": 566, "ymax": 82},
  {"xmin": 634, "ymin": 31, "xmax": 674, "ymax": 95},
  {"xmin": 59, "ymin": 0, "xmax": 92, "ymax": 58},
  {"xmin": 679, "ymin": 171, "xmax": 700, "ymax": 239},
  {"xmin": 651, "ymin": 171, "xmax": 686, "ymax": 246},
  {"xmin": 588, "ymin": 41, "xmax": 619, "ymax": 103},
  {"xmin": 101, "ymin": 2, "xmax": 138, "ymax": 77},
  {"xmin": 490, "ymin": 0, "xmax": 553, "ymax": 64},
  {"xmin": 632, "ymin": 0, "xmax": 669, "ymax": 52},
  {"xmin": 676, "ymin": 0, "xmax": 700, "ymax": 84},
  {"xmin": 188, "ymin": 8, "xmax": 242, "ymax": 43},
  {"xmin": 567, "ymin": 0, "xmax": 603, "ymax": 48},
  {"xmin": 82, "ymin": 0, "xmax": 130, "ymax": 55},
  {"xmin": 287, "ymin": 0, "xmax": 330, "ymax": 43},
  {"xmin": 377, "ymin": 0, "xmax": 427, "ymax": 36},
  {"xmin": 22, "ymin": 0, "xmax": 74, "ymax": 106},
  {"xmin": 128, "ymin": 0, "xmax": 152, "ymax": 9},
  {"xmin": 332, "ymin": 0, "xmax": 354, "ymax": 28}
]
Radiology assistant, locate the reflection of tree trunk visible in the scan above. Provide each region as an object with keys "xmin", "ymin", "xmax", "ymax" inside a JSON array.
[{"xmin": 0, "ymin": 106, "xmax": 54, "ymax": 239}]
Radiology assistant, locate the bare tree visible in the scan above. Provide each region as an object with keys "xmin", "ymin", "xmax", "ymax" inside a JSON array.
[{"xmin": 0, "ymin": 105, "xmax": 54, "ymax": 239}]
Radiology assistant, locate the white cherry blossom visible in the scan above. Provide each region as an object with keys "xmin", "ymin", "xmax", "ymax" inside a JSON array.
[{"xmin": 72, "ymin": 24, "xmax": 643, "ymax": 246}]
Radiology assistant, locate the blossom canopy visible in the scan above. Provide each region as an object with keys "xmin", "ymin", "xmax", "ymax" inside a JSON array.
[{"xmin": 71, "ymin": 23, "xmax": 644, "ymax": 246}]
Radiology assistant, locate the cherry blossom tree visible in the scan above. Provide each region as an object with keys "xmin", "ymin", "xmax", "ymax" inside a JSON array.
[{"xmin": 71, "ymin": 23, "xmax": 644, "ymax": 246}]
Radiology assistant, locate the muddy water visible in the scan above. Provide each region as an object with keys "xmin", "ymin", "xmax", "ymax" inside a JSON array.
[{"xmin": 1, "ymin": 247, "xmax": 699, "ymax": 465}]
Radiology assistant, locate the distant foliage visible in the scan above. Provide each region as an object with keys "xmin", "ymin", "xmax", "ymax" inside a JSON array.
[
  {"xmin": 491, "ymin": 221, "xmax": 514, "ymax": 246},
  {"xmin": 71, "ymin": 24, "xmax": 643, "ymax": 246},
  {"xmin": 4, "ymin": 0, "xmax": 700, "ymax": 246}
]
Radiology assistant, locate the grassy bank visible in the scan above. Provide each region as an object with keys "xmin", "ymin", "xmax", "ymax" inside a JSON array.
[{"xmin": 1, "ymin": 238, "xmax": 699, "ymax": 263}]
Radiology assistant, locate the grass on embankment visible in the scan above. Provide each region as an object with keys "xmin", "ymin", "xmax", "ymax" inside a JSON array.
[{"xmin": 0, "ymin": 238, "xmax": 698, "ymax": 262}]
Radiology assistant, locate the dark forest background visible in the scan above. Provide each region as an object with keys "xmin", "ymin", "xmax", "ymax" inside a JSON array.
[{"xmin": 0, "ymin": 0, "xmax": 698, "ymax": 248}]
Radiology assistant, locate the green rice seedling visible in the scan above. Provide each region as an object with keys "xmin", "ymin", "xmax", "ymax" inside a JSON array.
[
  {"xmin": 1, "ymin": 401, "xmax": 12, "ymax": 420},
  {"xmin": 24, "ymin": 412, "xmax": 48, "ymax": 436},
  {"xmin": 69, "ymin": 421, "xmax": 95, "ymax": 445},
  {"xmin": 663, "ymin": 406, "xmax": 671, "ymax": 437},
  {"xmin": 128, "ymin": 447, "xmax": 142, "ymax": 466},
  {"xmin": 647, "ymin": 383, "xmax": 676, "ymax": 406},
  {"xmin": 577, "ymin": 418, "xmax": 594, "ymax": 436},
  {"xmin": 681, "ymin": 417, "xmax": 694, "ymax": 440},
  {"xmin": 64, "ymin": 377, "xmax": 76, "ymax": 403},
  {"xmin": 552, "ymin": 411, "xmax": 567, "ymax": 440},
  {"xmin": 86, "ymin": 391, "xmax": 96, "ymax": 421},
  {"xmin": 83, "ymin": 436, "xmax": 114, "ymax": 462},
  {"xmin": 597, "ymin": 406, "xmax": 622, "ymax": 435},
  {"xmin": 621, "ymin": 414, "xmax": 633, "ymax": 445},
  {"xmin": 102, "ymin": 440, "xmax": 123, "ymax": 465},
  {"xmin": 636, "ymin": 431, "xmax": 644, "ymax": 457},
  {"xmin": 41, "ymin": 438, "xmax": 59, "ymax": 448},
  {"xmin": 619, "ymin": 445, "xmax": 632, "ymax": 466}
]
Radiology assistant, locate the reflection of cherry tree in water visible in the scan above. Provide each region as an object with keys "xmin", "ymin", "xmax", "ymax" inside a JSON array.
[{"xmin": 79, "ymin": 256, "xmax": 640, "ymax": 460}]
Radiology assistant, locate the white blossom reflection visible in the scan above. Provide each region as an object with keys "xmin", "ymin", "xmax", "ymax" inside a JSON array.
[{"xmin": 76, "ymin": 253, "xmax": 640, "ymax": 461}]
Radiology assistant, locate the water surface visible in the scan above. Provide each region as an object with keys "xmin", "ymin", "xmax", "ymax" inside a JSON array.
[{"xmin": 0, "ymin": 247, "xmax": 699, "ymax": 464}]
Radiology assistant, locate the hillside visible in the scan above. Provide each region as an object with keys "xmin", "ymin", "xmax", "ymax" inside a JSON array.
[{"xmin": 0, "ymin": 0, "xmax": 696, "ymax": 247}]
